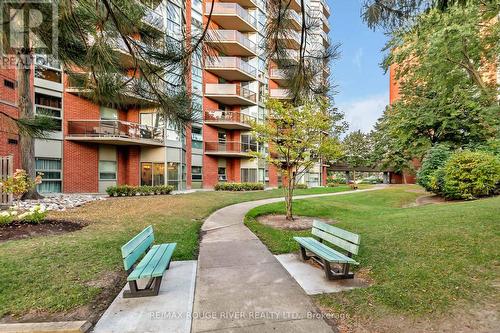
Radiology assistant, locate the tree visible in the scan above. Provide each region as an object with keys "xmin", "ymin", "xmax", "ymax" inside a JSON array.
[
  {"xmin": 252, "ymin": 99, "xmax": 343, "ymax": 221},
  {"xmin": 362, "ymin": 0, "xmax": 497, "ymax": 30},
  {"xmin": 1, "ymin": 0, "xmax": 211, "ymax": 198},
  {"xmin": 374, "ymin": 1, "xmax": 500, "ymax": 162},
  {"xmin": 341, "ymin": 130, "xmax": 373, "ymax": 182}
]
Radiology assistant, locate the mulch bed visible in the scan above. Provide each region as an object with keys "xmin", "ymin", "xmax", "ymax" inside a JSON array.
[
  {"xmin": 0, "ymin": 220, "xmax": 85, "ymax": 242},
  {"xmin": 256, "ymin": 214, "xmax": 336, "ymax": 230}
]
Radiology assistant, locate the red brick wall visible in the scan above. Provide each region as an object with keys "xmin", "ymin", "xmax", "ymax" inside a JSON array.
[{"xmin": 63, "ymin": 92, "xmax": 100, "ymax": 192}]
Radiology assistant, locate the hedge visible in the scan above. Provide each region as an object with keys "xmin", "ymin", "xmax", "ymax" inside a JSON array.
[
  {"xmin": 214, "ymin": 182, "xmax": 265, "ymax": 191},
  {"xmin": 417, "ymin": 144, "xmax": 451, "ymax": 192},
  {"xmin": 106, "ymin": 185, "xmax": 174, "ymax": 197},
  {"xmin": 442, "ymin": 150, "xmax": 500, "ymax": 200}
]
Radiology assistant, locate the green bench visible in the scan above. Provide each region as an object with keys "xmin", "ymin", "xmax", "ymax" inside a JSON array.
[
  {"xmin": 121, "ymin": 225, "xmax": 176, "ymax": 298},
  {"xmin": 294, "ymin": 220, "xmax": 360, "ymax": 280}
]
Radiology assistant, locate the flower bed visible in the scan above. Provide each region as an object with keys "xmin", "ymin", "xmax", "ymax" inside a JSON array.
[
  {"xmin": 0, "ymin": 205, "xmax": 48, "ymax": 225},
  {"xmin": 106, "ymin": 185, "xmax": 175, "ymax": 197},
  {"xmin": 214, "ymin": 182, "xmax": 265, "ymax": 191}
]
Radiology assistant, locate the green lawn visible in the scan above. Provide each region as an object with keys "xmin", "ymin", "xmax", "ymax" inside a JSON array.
[
  {"xmin": 0, "ymin": 185, "xmax": 352, "ymax": 320},
  {"xmin": 245, "ymin": 186, "xmax": 500, "ymax": 322}
]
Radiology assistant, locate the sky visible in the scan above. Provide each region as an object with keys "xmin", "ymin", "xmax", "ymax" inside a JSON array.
[{"xmin": 327, "ymin": 0, "xmax": 390, "ymax": 133}]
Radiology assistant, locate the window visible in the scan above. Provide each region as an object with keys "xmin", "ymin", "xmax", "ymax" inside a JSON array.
[
  {"xmin": 34, "ymin": 93, "xmax": 62, "ymax": 131},
  {"xmin": 99, "ymin": 161, "xmax": 117, "ymax": 180},
  {"xmin": 34, "ymin": 55, "xmax": 62, "ymax": 83},
  {"xmin": 4, "ymin": 79, "xmax": 14, "ymax": 89},
  {"xmin": 35, "ymin": 158, "xmax": 61, "ymax": 193},
  {"xmin": 241, "ymin": 134, "xmax": 257, "ymax": 152},
  {"xmin": 166, "ymin": 2, "xmax": 182, "ymax": 37},
  {"xmin": 241, "ymin": 168, "xmax": 257, "ymax": 183},
  {"xmin": 167, "ymin": 162, "xmax": 180, "ymax": 189},
  {"xmin": 141, "ymin": 162, "xmax": 165, "ymax": 186},
  {"xmin": 192, "ymin": 126, "xmax": 202, "ymax": 149},
  {"xmin": 100, "ymin": 107, "xmax": 118, "ymax": 120},
  {"xmin": 192, "ymin": 166, "xmax": 202, "ymax": 181},
  {"xmin": 218, "ymin": 131, "xmax": 226, "ymax": 143},
  {"xmin": 218, "ymin": 167, "xmax": 226, "ymax": 181}
]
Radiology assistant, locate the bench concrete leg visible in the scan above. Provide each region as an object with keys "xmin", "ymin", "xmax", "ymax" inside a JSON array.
[
  {"xmin": 123, "ymin": 276, "xmax": 163, "ymax": 298},
  {"xmin": 299, "ymin": 246, "xmax": 310, "ymax": 261}
]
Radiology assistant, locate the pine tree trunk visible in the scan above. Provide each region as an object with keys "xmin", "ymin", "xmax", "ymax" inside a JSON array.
[{"xmin": 17, "ymin": 50, "xmax": 41, "ymax": 200}]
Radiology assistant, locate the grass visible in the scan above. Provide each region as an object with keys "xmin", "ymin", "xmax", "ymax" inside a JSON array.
[
  {"xmin": 245, "ymin": 186, "xmax": 500, "ymax": 321},
  {"xmin": 0, "ymin": 185, "xmax": 352, "ymax": 319}
]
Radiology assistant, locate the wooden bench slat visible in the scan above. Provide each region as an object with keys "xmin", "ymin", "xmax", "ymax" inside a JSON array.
[
  {"xmin": 127, "ymin": 244, "xmax": 164, "ymax": 281},
  {"xmin": 294, "ymin": 237, "xmax": 359, "ymax": 264},
  {"xmin": 312, "ymin": 228, "xmax": 360, "ymax": 255},
  {"xmin": 313, "ymin": 220, "xmax": 360, "ymax": 244},
  {"xmin": 121, "ymin": 226, "xmax": 154, "ymax": 258},
  {"xmin": 151, "ymin": 243, "xmax": 176, "ymax": 278},
  {"xmin": 123, "ymin": 233, "xmax": 154, "ymax": 271}
]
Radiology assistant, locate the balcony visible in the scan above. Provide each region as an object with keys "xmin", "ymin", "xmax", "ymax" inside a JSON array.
[
  {"xmin": 205, "ymin": 83, "xmax": 257, "ymax": 105},
  {"xmin": 204, "ymin": 141, "xmax": 256, "ymax": 158},
  {"xmin": 66, "ymin": 120, "xmax": 164, "ymax": 146},
  {"xmin": 219, "ymin": 0, "xmax": 257, "ymax": 9},
  {"xmin": 278, "ymin": 30, "xmax": 301, "ymax": 50},
  {"xmin": 111, "ymin": 38, "xmax": 162, "ymax": 68},
  {"xmin": 285, "ymin": 0, "xmax": 301, "ymax": 12},
  {"xmin": 289, "ymin": 10, "xmax": 302, "ymax": 30},
  {"xmin": 140, "ymin": 3, "xmax": 164, "ymax": 32},
  {"xmin": 66, "ymin": 75, "xmax": 162, "ymax": 107},
  {"xmin": 204, "ymin": 110, "xmax": 255, "ymax": 130},
  {"xmin": 269, "ymin": 88, "xmax": 292, "ymax": 100},
  {"xmin": 269, "ymin": 68, "xmax": 288, "ymax": 86},
  {"xmin": 272, "ymin": 49, "xmax": 299, "ymax": 63},
  {"xmin": 320, "ymin": 30, "xmax": 329, "ymax": 47},
  {"xmin": 206, "ymin": 30, "xmax": 257, "ymax": 56},
  {"xmin": 322, "ymin": 13, "xmax": 330, "ymax": 32},
  {"xmin": 205, "ymin": 56, "xmax": 256, "ymax": 81},
  {"xmin": 320, "ymin": 0, "xmax": 330, "ymax": 16},
  {"xmin": 205, "ymin": 3, "xmax": 257, "ymax": 32}
]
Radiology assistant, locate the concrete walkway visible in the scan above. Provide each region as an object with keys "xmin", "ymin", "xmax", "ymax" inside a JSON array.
[{"xmin": 192, "ymin": 188, "xmax": 379, "ymax": 332}]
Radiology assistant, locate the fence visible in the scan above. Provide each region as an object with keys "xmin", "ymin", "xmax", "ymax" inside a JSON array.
[{"xmin": 0, "ymin": 155, "xmax": 13, "ymax": 206}]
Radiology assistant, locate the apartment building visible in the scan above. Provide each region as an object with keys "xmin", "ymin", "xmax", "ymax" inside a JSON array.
[{"xmin": 0, "ymin": 0, "xmax": 331, "ymax": 194}]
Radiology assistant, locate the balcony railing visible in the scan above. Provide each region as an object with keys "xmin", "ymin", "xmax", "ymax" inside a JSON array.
[
  {"xmin": 205, "ymin": 83, "xmax": 257, "ymax": 103},
  {"xmin": 269, "ymin": 88, "xmax": 291, "ymax": 99},
  {"xmin": 204, "ymin": 110, "xmax": 255, "ymax": 126},
  {"xmin": 67, "ymin": 120, "xmax": 164, "ymax": 144},
  {"xmin": 205, "ymin": 2, "xmax": 257, "ymax": 30},
  {"xmin": 205, "ymin": 56, "xmax": 257, "ymax": 78},
  {"xmin": 205, "ymin": 141, "xmax": 257, "ymax": 154},
  {"xmin": 142, "ymin": 4, "xmax": 164, "ymax": 31},
  {"xmin": 207, "ymin": 30, "xmax": 257, "ymax": 54}
]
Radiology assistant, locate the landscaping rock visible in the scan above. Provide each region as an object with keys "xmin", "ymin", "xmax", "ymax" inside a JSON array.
[{"xmin": 15, "ymin": 194, "xmax": 106, "ymax": 212}]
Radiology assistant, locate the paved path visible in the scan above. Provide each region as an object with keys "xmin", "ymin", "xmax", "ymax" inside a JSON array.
[{"xmin": 192, "ymin": 188, "xmax": 380, "ymax": 333}]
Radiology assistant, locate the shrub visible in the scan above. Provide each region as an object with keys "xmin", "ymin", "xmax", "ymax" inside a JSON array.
[
  {"xmin": 417, "ymin": 145, "xmax": 451, "ymax": 192},
  {"xmin": 18, "ymin": 205, "xmax": 48, "ymax": 224},
  {"xmin": 442, "ymin": 150, "xmax": 500, "ymax": 200},
  {"xmin": 0, "ymin": 209, "xmax": 17, "ymax": 225},
  {"xmin": 214, "ymin": 182, "xmax": 264, "ymax": 191},
  {"xmin": 295, "ymin": 184, "xmax": 308, "ymax": 189},
  {"xmin": 326, "ymin": 182, "xmax": 337, "ymax": 187},
  {"xmin": 106, "ymin": 185, "xmax": 174, "ymax": 197}
]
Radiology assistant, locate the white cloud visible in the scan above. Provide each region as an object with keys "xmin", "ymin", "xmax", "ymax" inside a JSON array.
[
  {"xmin": 338, "ymin": 93, "xmax": 389, "ymax": 133},
  {"xmin": 352, "ymin": 48, "xmax": 363, "ymax": 71}
]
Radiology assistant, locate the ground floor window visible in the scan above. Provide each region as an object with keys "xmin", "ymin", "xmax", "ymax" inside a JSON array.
[
  {"xmin": 241, "ymin": 168, "xmax": 257, "ymax": 183},
  {"xmin": 167, "ymin": 162, "xmax": 179, "ymax": 189},
  {"xmin": 35, "ymin": 158, "xmax": 62, "ymax": 193},
  {"xmin": 99, "ymin": 160, "xmax": 117, "ymax": 180},
  {"xmin": 141, "ymin": 162, "xmax": 165, "ymax": 186},
  {"xmin": 192, "ymin": 166, "xmax": 202, "ymax": 181},
  {"xmin": 218, "ymin": 167, "xmax": 226, "ymax": 181}
]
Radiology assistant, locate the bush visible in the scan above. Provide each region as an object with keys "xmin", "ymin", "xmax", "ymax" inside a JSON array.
[
  {"xmin": 295, "ymin": 184, "xmax": 308, "ymax": 189},
  {"xmin": 326, "ymin": 182, "xmax": 337, "ymax": 187},
  {"xmin": 214, "ymin": 182, "xmax": 264, "ymax": 191},
  {"xmin": 417, "ymin": 145, "xmax": 451, "ymax": 192},
  {"xmin": 442, "ymin": 150, "xmax": 500, "ymax": 200},
  {"xmin": 105, "ymin": 185, "xmax": 174, "ymax": 197},
  {"xmin": 18, "ymin": 205, "xmax": 48, "ymax": 224},
  {"xmin": 0, "ymin": 209, "xmax": 17, "ymax": 225}
]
